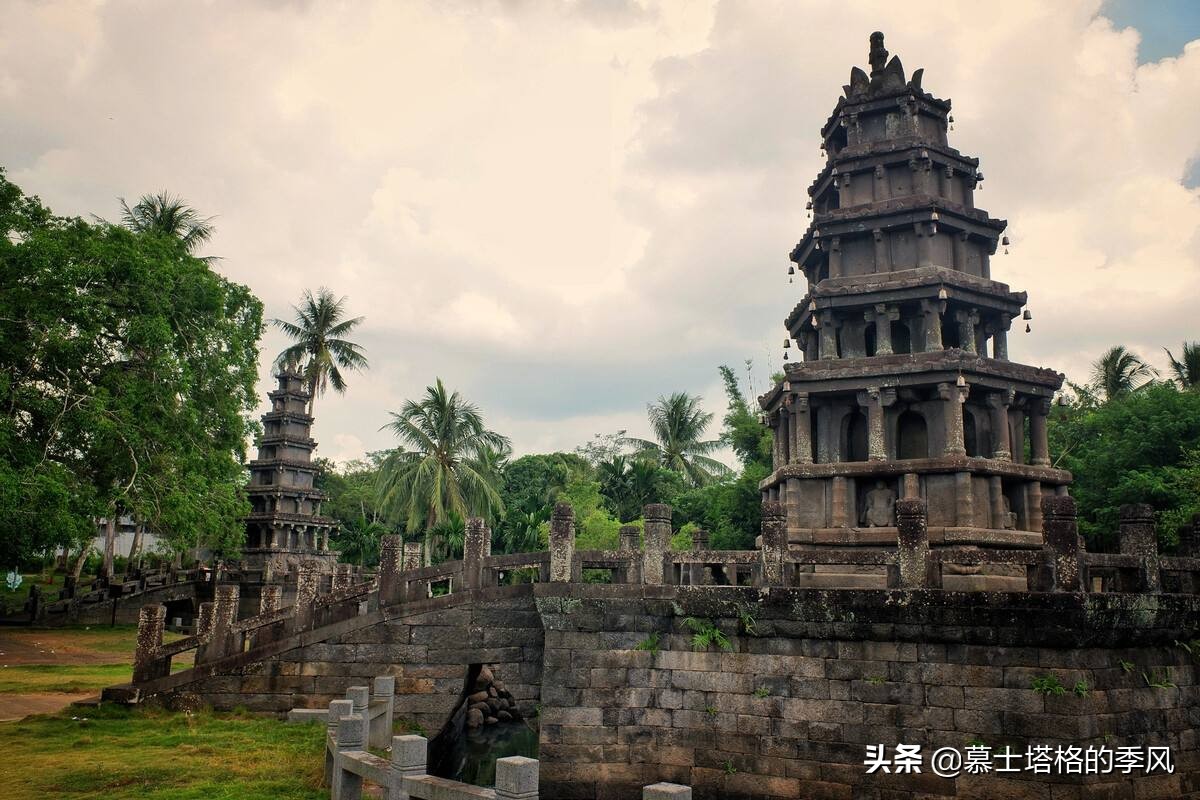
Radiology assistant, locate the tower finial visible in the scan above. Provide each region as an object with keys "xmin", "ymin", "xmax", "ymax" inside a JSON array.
[{"xmin": 869, "ymin": 31, "xmax": 888, "ymax": 77}]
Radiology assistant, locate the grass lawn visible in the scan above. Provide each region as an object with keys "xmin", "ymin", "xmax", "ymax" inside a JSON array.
[
  {"xmin": 0, "ymin": 572, "xmax": 84, "ymax": 610},
  {"xmin": 0, "ymin": 704, "xmax": 327, "ymax": 800},
  {"xmin": 0, "ymin": 625, "xmax": 192, "ymax": 695}
]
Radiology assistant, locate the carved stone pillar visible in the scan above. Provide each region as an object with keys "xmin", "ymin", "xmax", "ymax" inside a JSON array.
[
  {"xmin": 955, "ymin": 471, "xmax": 974, "ymax": 527},
  {"xmin": 790, "ymin": 393, "xmax": 812, "ymax": 464},
  {"xmin": 760, "ymin": 501, "xmax": 787, "ymax": 586},
  {"xmin": 777, "ymin": 408, "xmax": 790, "ymax": 465},
  {"xmin": 1042, "ymin": 496, "xmax": 1080, "ymax": 591},
  {"xmin": 993, "ymin": 314, "xmax": 1011, "ymax": 360},
  {"xmin": 940, "ymin": 165, "xmax": 955, "ymax": 202},
  {"xmin": 872, "ymin": 228, "xmax": 886, "ymax": 273},
  {"xmin": 819, "ymin": 317, "xmax": 838, "ymax": 359},
  {"xmin": 828, "ymin": 237, "xmax": 842, "ymax": 278},
  {"xmin": 916, "ymin": 222, "xmax": 933, "ymax": 268},
  {"xmin": 873, "ymin": 164, "xmax": 885, "ymax": 203},
  {"xmin": 989, "ymin": 475, "xmax": 1005, "ymax": 529},
  {"xmin": 1119, "ymin": 503, "xmax": 1160, "ymax": 592},
  {"xmin": 771, "ymin": 411, "xmax": 784, "ymax": 470},
  {"xmin": 938, "ymin": 381, "xmax": 969, "ymax": 456},
  {"xmin": 952, "ymin": 230, "xmax": 968, "ymax": 270},
  {"xmin": 895, "ymin": 499, "xmax": 930, "ymax": 589},
  {"xmin": 831, "ymin": 476, "xmax": 850, "ymax": 528},
  {"xmin": 642, "ymin": 504, "xmax": 672, "ymax": 585},
  {"xmin": 856, "ymin": 387, "xmax": 895, "ymax": 462},
  {"xmin": 902, "ymin": 473, "xmax": 920, "ymax": 499},
  {"xmin": 955, "ymin": 309, "xmax": 980, "ymax": 354},
  {"xmin": 1030, "ymin": 398, "xmax": 1051, "ymax": 466},
  {"xmin": 866, "ymin": 304, "xmax": 899, "ymax": 355},
  {"xmin": 1026, "ymin": 482, "xmax": 1044, "ymax": 533},
  {"xmin": 549, "ymin": 503, "xmax": 575, "ymax": 583},
  {"xmin": 987, "ymin": 390, "xmax": 1014, "ymax": 461},
  {"xmin": 920, "ymin": 299, "xmax": 943, "ymax": 352}
]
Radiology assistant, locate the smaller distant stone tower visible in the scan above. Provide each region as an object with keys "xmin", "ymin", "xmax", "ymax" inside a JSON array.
[{"xmin": 242, "ymin": 370, "xmax": 338, "ymax": 573}]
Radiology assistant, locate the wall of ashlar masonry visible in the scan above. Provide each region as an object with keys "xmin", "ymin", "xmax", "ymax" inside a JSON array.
[{"xmin": 533, "ymin": 583, "xmax": 1200, "ymax": 800}]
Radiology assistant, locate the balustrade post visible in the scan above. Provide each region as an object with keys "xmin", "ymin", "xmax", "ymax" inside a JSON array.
[
  {"xmin": 390, "ymin": 734, "xmax": 428, "ymax": 799},
  {"xmin": 133, "ymin": 604, "xmax": 168, "ymax": 683},
  {"xmin": 293, "ymin": 560, "xmax": 320, "ymax": 632},
  {"xmin": 1042, "ymin": 496, "xmax": 1081, "ymax": 592},
  {"xmin": 325, "ymin": 699, "xmax": 354, "ymax": 787},
  {"xmin": 464, "ymin": 517, "xmax": 488, "ymax": 590},
  {"xmin": 495, "ymin": 756, "xmax": 539, "ymax": 800},
  {"xmin": 402, "ymin": 542, "xmax": 423, "ymax": 571},
  {"xmin": 332, "ymin": 563, "xmax": 353, "ymax": 592},
  {"xmin": 644, "ymin": 784, "xmax": 692, "ymax": 799},
  {"xmin": 642, "ymin": 504, "xmax": 672, "ymax": 585},
  {"xmin": 760, "ymin": 500, "xmax": 787, "ymax": 587},
  {"xmin": 549, "ymin": 503, "xmax": 575, "ymax": 583},
  {"xmin": 204, "ymin": 584, "xmax": 240, "ymax": 661},
  {"xmin": 371, "ymin": 676, "xmax": 395, "ymax": 749},
  {"xmin": 1119, "ymin": 503, "xmax": 1161, "ymax": 592},
  {"xmin": 333, "ymin": 714, "xmax": 366, "ymax": 800},
  {"xmin": 895, "ymin": 499, "xmax": 931, "ymax": 589}
]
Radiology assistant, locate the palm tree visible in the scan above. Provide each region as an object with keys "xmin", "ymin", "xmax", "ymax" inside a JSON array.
[
  {"xmin": 622, "ymin": 392, "xmax": 731, "ymax": 486},
  {"xmin": 1089, "ymin": 346, "xmax": 1157, "ymax": 401},
  {"xmin": 1165, "ymin": 342, "xmax": 1200, "ymax": 390},
  {"xmin": 120, "ymin": 192, "xmax": 215, "ymax": 255},
  {"xmin": 375, "ymin": 379, "xmax": 510, "ymax": 563},
  {"xmin": 428, "ymin": 512, "xmax": 466, "ymax": 563},
  {"xmin": 500, "ymin": 509, "xmax": 546, "ymax": 554},
  {"xmin": 272, "ymin": 288, "xmax": 368, "ymax": 413},
  {"xmin": 337, "ymin": 514, "xmax": 388, "ymax": 567}
]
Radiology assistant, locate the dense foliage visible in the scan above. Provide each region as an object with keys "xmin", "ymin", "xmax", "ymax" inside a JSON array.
[
  {"xmin": 0, "ymin": 170, "xmax": 263, "ymax": 567},
  {"xmin": 1049, "ymin": 381, "xmax": 1200, "ymax": 550}
]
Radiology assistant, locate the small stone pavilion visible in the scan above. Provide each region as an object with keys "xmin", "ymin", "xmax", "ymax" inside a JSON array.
[
  {"xmin": 759, "ymin": 33, "xmax": 1072, "ymax": 583},
  {"xmin": 241, "ymin": 369, "xmax": 338, "ymax": 573}
]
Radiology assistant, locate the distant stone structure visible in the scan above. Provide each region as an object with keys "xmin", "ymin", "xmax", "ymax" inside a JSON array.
[
  {"xmin": 241, "ymin": 369, "xmax": 338, "ymax": 573},
  {"xmin": 760, "ymin": 33, "xmax": 1070, "ymax": 589}
]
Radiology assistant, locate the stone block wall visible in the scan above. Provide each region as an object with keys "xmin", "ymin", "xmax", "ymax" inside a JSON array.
[
  {"xmin": 535, "ymin": 584, "xmax": 1200, "ymax": 800},
  {"xmin": 183, "ymin": 588, "xmax": 544, "ymax": 733}
]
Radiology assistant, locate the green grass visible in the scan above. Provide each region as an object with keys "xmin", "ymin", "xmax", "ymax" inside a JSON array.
[
  {"xmin": 0, "ymin": 572, "xmax": 84, "ymax": 609},
  {"xmin": 0, "ymin": 625, "xmax": 192, "ymax": 693},
  {"xmin": 0, "ymin": 662, "xmax": 190, "ymax": 694},
  {"xmin": 0, "ymin": 704, "xmax": 327, "ymax": 800}
]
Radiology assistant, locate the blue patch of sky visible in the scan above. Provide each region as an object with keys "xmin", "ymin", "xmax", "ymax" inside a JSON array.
[{"xmin": 1101, "ymin": 0, "xmax": 1200, "ymax": 63}]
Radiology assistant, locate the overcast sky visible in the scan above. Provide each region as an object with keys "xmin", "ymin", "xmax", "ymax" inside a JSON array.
[{"xmin": 4, "ymin": 0, "xmax": 1199, "ymax": 465}]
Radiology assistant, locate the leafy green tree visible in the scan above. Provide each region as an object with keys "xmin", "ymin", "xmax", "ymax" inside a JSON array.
[
  {"xmin": 376, "ymin": 379, "xmax": 509, "ymax": 562},
  {"xmin": 119, "ymin": 191, "xmax": 215, "ymax": 256},
  {"xmin": 1049, "ymin": 383, "xmax": 1200, "ymax": 549},
  {"xmin": 272, "ymin": 288, "xmax": 368, "ymax": 413},
  {"xmin": 336, "ymin": 513, "xmax": 387, "ymax": 567},
  {"xmin": 499, "ymin": 452, "xmax": 590, "ymax": 517},
  {"xmin": 0, "ymin": 170, "xmax": 262, "ymax": 567},
  {"xmin": 428, "ymin": 512, "xmax": 466, "ymax": 563},
  {"xmin": 1164, "ymin": 342, "xmax": 1200, "ymax": 390},
  {"xmin": 673, "ymin": 463, "xmax": 770, "ymax": 551},
  {"xmin": 718, "ymin": 364, "xmax": 772, "ymax": 468},
  {"xmin": 623, "ymin": 392, "xmax": 731, "ymax": 486},
  {"xmin": 499, "ymin": 509, "xmax": 547, "ymax": 554},
  {"xmin": 597, "ymin": 455, "xmax": 684, "ymax": 522},
  {"xmin": 1089, "ymin": 345, "xmax": 1157, "ymax": 401}
]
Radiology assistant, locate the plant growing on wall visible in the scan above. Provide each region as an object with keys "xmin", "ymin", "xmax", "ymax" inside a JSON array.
[{"xmin": 685, "ymin": 617, "xmax": 732, "ymax": 652}]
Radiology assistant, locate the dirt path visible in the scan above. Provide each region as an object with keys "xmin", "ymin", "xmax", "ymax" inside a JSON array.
[{"xmin": 0, "ymin": 693, "xmax": 86, "ymax": 722}]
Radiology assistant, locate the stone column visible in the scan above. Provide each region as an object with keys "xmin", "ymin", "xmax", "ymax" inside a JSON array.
[
  {"xmin": 1119, "ymin": 504, "xmax": 1160, "ymax": 592},
  {"xmin": 378, "ymin": 535, "xmax": 403, "ymax": 607},
  {"xmin": 790, "ymin": 393, "xmax": 812, "ymax": 464},
  {"xmin": 819, "ymin": 317, "xmax": 838, "ymax": 359},
  {"xmin": 324, "ymin": 699, "xmax": 354, "ymax": 787},
  {"xmin": 895, "ymin": 499, "xmax": 930, "ymax": 589},
  {"xmin": 916, "ymin": 222, "xmax": 933, "ymax": 267},
  {"xmin": 1030, "ymin": 398, "xmax": 1051, "ymax": 466},
  {"xmin": 207, "ymin": 584, "xmax": 240, "ymax": 661},
  {"xmin": 760, "ymin": 500, "xmax": 787, "ymax": 586},
  {"xmin": 771, "ymin": 411, "xmax": 784, "ymax": 470},
  {"xmin": 619, "ymin": 525, "xmax": 640, "ymax": 552},
  {"xmin": 938, "ymin": 381, "xmax": 969, "ymax": 456},
  {"xmin": 689, "ymin": 528, "xmax": 710, "ymax": 585},
  {"xmin": 993, "ymin": 314, "xmax": 1011, "ymax": 360},
  {"xmin": 865, "ymin": 304, "xmax": 899, "ymax": 355},
  {"xmin": 988, "ymin": 475, "xmax": 1005, "ymax": 529},
  {"xmin": 463, "ymin": 517, "xmax": 488, "ymax": 590},
  {"xmin": 828, "ymin": 236, "xmax": 842, "ymax": 278},
  {"xmin": 642, "ymin": 504, "xmax": 671, "ymax": 585},
  {"xmin": 1026, "ymin": 482, "xmax": 1044, "ymax": 533},
  {"xmin": 952, "ymin": 230, "xmax": 968, "ymax": 271},
  {"xmin": 955, "ymin": 472, "xmax": 974, "ymax": 527},
  {"xmin": 402, "ymin": 542, "xmax": 423, "ymax": 571},
  {"xmin": 1042, "ymin": 496, "xmax": 1081, "ymax": 592},
  {"xmin": 777, "ymin": 409, "xmax": 790, "ymax": 465},
  {"xmin": 987, "ymin": 390, "xmax": 1013, "ymax": 461},
  {"xmin": 259, "ymin": 584, "xmax": 282, "ymax": 614},
  {"xmin": 549, "ymin": 503, "xmax": 575, "ymax": 583},
  {"xmin": 902, "ymin": 473, "xmax": 920, "ymax": 499},
  {"xmin": 920, "ymin": 299, "xmax": 943, "ymax": 352},
  {"xmin": 495, "ymin": 756, "xmax": 540, "ymax": 800},
  {"xmin": 955, "ymin": 309, "xmax": 980, "ymax": 354},
  {"xmin": 856, "ymin": 388, "xmax": 891, "ymax": 462},
  {"xmin": 133, "ymin": 604, "xmax": 168, "ymax": 683},
  {"xmin": 332, "ymin": 563, "xmax": 352, "ymax": 592},
  {"xmin": 831, "ymin": 476, "xmax": 850, "ymax": 528},
  {"xmin": 872, "ymin": 228, "xmax": 887, "ymax": 273},
  {"xmin": 293, "ymin": 561, "xmax": 319, "ymax": 632}
]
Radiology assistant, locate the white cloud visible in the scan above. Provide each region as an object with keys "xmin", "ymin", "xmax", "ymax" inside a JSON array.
[{"xmin": 2, "ymin": 0, "xmax": 1198, "ymax": 465}]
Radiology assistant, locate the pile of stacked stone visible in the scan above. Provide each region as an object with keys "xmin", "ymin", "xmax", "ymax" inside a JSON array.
[{"xmin": 464, "ymin": 664, "xmax": 522, "ymax": 729}]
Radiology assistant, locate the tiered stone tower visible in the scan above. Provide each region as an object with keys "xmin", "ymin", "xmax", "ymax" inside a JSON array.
[
  {"xmin": 759, "ymin": 33, "xmax": 1072, "ymax": 579},
  {"xmin": 242, "ymin": 370, "xmax": 337, "ymax": 573}
]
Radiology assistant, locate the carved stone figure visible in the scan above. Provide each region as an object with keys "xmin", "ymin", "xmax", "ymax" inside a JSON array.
[
  {"xmin": 860, "ymin": 480, "xmax": 897, "ymax": 527},
  {"xmin": 1001, "ymin": 496, "xmax": 1017, "ymax": 530}
]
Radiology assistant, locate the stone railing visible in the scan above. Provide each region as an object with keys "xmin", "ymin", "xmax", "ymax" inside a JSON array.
[{"xmin": 321, "ymin": 676, "xmax": 694, "ymax": 800}]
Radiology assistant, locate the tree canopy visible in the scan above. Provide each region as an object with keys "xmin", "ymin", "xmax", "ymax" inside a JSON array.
[
  {"xmin": 272, "ymin": 287, "xmax": 368, "ymax": 413},
  {"xmin": 0, "ymin": 170, "xmax": 263, "ymax": 567},
  {"xmin": 622, "ymin": 392, "xmax": 730, "ymax": 486}
]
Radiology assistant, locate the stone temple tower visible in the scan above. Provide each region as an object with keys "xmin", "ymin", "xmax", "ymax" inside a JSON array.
[
  {"xmin": 242, "ymin": 369, "xmax": 338, "ymax": 573},
  {"xmin": 759, "ymin": 33, "xmax": 1072, "ymax": 581}
]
